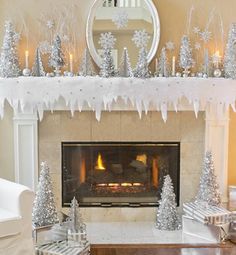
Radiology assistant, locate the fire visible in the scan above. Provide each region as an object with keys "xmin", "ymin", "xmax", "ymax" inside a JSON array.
[
  {"xmin": 95, "ymin": 153, "xmax": 106, "ymax": 170},
  {"xmin": 121, "ymin": 183, "xmax": 132, "ymax": 187},
  {"xmin": 136, "ymin": 154, "xmax": 147, "ymax": 165}
]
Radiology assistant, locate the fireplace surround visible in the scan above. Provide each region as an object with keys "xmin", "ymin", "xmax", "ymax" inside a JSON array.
[{"xmin": 62, "ymin": 142, "xmax": 180, "ymax": 207}]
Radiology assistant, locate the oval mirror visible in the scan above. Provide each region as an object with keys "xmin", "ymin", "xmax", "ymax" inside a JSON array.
[{"xmin": 86, "ymin": 0, "xmax": 160, "ymax": 68}]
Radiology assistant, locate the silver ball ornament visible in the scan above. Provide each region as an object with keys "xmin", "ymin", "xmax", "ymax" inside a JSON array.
[
  {"xmin": 22, "ymin": 68, "xmax": 31, "ymax": 76},
  {"xmin": 213, "ymin": 69, "xmax": 222, "ymax": 78},
  {"xmin": 176, "ymin": 72, "xmax": 181, "ymax": 77}
]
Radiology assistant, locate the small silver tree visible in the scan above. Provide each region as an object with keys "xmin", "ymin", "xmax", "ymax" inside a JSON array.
[
  {"xmin": 32, "ymin": 48, "xmax": 45, "ymax": 76},
  {"xmin": 224, "ymin": 23, "xmax": 236, "ymax": 79},
  {"xmin": 0, "ymin": 21, "xmax": 20, "ymax": 77},
  {"xmin": 158, "ymin": 47, "xmax": 169, "ymax": 77},
  {"xmin": 156, "ymin": 175, "xmax": 181, "ymax": 231},
  {"xmin": 179, "ymin": 35, "xmax": 194, "ymax": 76},
  {"xmin": 32, "ymin": 162, "xmax": 59, "ymax": 227},
  {"xmin": 118, "ymin": 47, "xmax": 133, "ymax": 77},
  {"xmin": 79, "ymin": 48, "xmax": 95, "ymax": 76},
  {"xmin": 195, "ymin": 151, "xmax": 221, "ymax": 206}
]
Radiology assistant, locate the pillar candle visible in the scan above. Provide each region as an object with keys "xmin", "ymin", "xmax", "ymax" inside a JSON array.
[
  {"xmin": 69, "ymin": 54, "xmax": 73, "ymax": 73},
  {"xmin": 172, "ymin": 56, "xmax": 176, "ymax": 76},
  {"xmin": 25, "ymin": 50, "xmax": 29, "ymax": 69},
  {"xmin": 155, "ymin": 58, "xmax": 158, "ymax": 73}
]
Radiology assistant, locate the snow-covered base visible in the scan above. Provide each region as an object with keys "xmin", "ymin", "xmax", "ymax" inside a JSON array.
[
  {"xmin": 86, "ymin": 221, "xmax": 218, "ymax": 244},
  {"xmin": 0, "ymin": 76, "xmax": 236, "ymax": 121}
]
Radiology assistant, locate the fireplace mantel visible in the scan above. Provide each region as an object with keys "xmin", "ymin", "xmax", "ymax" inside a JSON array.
[
  {"xmin": 0, "ymin": 77, "xmax": 230, "ymax": 205},
  {"xmin": 0, "ymin": 76, "xmax": 236, "ymax": 121}
]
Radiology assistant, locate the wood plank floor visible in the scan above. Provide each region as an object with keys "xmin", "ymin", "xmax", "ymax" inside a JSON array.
[{"xmin": 91, "ymin": 243, "xmax": 236, "ymax": 255}]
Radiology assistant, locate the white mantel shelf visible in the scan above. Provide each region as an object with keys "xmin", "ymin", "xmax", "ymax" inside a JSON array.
[
  {"xmin": 0, "ymin": 76, "xmax": 230, "ymax": 204},
  {"xmin": 0, "ymin": 76, "xmax": 236, "ymax": 121}
]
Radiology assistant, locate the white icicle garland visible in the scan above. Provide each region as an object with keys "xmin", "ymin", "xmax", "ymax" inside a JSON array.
[{"xmin": 0, "ymin": 77, "xmax": 236, "ymax": 122}]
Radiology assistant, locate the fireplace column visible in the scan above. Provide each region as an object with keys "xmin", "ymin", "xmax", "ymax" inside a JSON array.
[
  {"xmin": 205, "ymin": 108, "xmax": 230, "ymax": 203},
  {"xmin": 13, "ymin": 112, "xmax": 38, "ymax": 191}
]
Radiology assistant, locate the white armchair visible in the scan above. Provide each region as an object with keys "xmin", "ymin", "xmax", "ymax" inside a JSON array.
[{"xmin": 0, "ymin": 178, "xmax": 35, "ymax": 255}]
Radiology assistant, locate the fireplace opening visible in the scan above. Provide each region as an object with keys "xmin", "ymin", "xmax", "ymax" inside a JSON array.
[{"xmin": 62, "ymin": 142, "xmax": 180, "ymax": 207}]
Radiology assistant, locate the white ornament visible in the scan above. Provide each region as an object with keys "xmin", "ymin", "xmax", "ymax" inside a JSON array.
[
  {"xmin": 98, "ymin": 32, "xmax": 116, "ymax": 50},
  {"xmin": 193, "ymin": 27, "xmax": 200, "ymax": 34},
  {"xmin": 214, "ymin": 69, "xmax": 222, "ymax": 78},
  {"xmin": 166, "ymin": 41, "xmax": 175, "ymax": 51},
  {"xmin": 132, "ymin": 29, "xmax": 150, "ymax": 48},
  {"xmin": 200, "ymin": 30, "xmax": 212, "ymax": 43},
  {"xmin": 112, "ymin": 10, "xmax": 129, "ymax": 29},
  {"xmin": 176, "ymin": 72, "xmax": 181, "ymax": 77}
]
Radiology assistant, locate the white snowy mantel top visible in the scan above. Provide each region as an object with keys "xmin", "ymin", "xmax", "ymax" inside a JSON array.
[{"xmin": 0, "ymin": 76, "xmax": 236, "ymax": 122}]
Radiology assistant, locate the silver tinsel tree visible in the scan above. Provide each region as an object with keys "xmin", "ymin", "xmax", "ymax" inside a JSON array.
[
  {"xmin": 32, "ymin": 47, "xmax": 45, "ymax": 76},
  {"xmin": 132, "ymin": 30, "xmax": 151, "ymax": 78},
  {"xmin": 49, "ymin": 35, "xmax": 65, "ymax": 73},
  {"xmin": 156, "ymin": 175, "xmax": 181, "ymax": 231},
  {"xmin": 158, "ymin": 47, "xmax": 169, "ymax": 77},
  {"xmin": 79, "ymin": 48, "xmax": 95, "ymax": 76},
  {"xmin": 179, "ymin": 35, "xmax": 194, "ymax": 75},
  {"xmin": 99, "ymin": 32, "xmax": 116, "ymax": 78},
  {"xmin": 118, "ymin": 47, "xmax": 133, "ymax": 77},
  {"xmin": 0, "ymin": 21, "xmax": 20, "ymax": 78},
  {"xmin": 32, "ymin": 162, "xmax": 59, "ymax": 227},
  {"xmin": 224, "ymin": 23, "xmax": 236, "ymax": 79},
  {"xmin": 195, "ymin": 151, "xmax": 221, "ymax": 206}
]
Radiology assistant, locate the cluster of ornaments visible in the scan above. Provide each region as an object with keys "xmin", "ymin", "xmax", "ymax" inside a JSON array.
[{"xmin": 1, "ymin": 20, "xmax": 236, "ymax": 79}]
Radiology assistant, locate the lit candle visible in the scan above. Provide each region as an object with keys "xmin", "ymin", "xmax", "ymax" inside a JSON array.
[
  {"xmin": 69, "ymin": 54, "xmax": 73, "ymax": 73},
  {"xmin": 155, "ymin": 58, "xmax": 158, "ymax": 73},
  {"xmin": 214, "ymin": 51, "xmax": 221, "ymax": 69},
  {"xmin": 172, "ymin": 56, "xmax": 176, "ymax": 76},
  {"xmin": 25, "ymin": 50, "xmax": 29, "ymax": 69}
]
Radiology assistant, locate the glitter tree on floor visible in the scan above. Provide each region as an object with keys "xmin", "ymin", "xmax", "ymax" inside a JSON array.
[
  {"xmin": 32, "ymin": 162, "xmax": 59, "ymax": 227},
  {"xmin": 156, "ymin": 175, "xmax": 180, "ymax": 231},
  {"xmin": 195, "ymin": 151, "xmax": 221, "ymax": 206},
  {"xmin": 99, "ymin": 32, "xmax": 116, "ymax": 77},
  {"xmin": 179, "ymin": 35, "xmax": 194, "ymax": 77},
  {"xmin": 158, "ymin": 47, "xmax": 169, "ymax": 77},
  {"xmin": 224, "ymin": 23, "xmax": 236, "ymax": 79},
  {"xmin": 79, "ymin": 48, "xmax": 95, "ymax": 76},
  {"xmin": 132, "ymin": 30, "xmax": 151, "ymax": 78},
  {"xmin": 118, "ymin": 47, "xmax": 133, "ymax": 77},
  {"xmin": 49, "ymin": 35, "xmax": 65, "ymax": 75},
  {"xmin": 0, "ymin": 21, "xmax": 20, "ymax": 77},
  {"xmin": 32, "ymin": 47, "xmax": 45, "ymax": 76}
]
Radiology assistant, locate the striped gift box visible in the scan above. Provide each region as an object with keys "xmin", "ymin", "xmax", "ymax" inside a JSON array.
[{"xmin": 35, "ymin": 241, "xmax": 90, "ymax": 255}]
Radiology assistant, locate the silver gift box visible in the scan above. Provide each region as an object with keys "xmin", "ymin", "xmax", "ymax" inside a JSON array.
[{"xmin": 182, "ymin": 216, "xmax": 230, "ymax": 243}]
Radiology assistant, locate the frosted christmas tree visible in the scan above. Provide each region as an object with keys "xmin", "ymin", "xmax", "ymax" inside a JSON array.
[
  {"xmin": 32, "ymin": 162, "xmax": 59, "ymax": 227},
  {"xmin": 179, "ymin": 35, "xmax": 194, "ymax": 77},
  {"xmin": 224, "ymin": 23, "xmax": 236, "ymax": 79},
  {"xmin": 118, "ymin": 47, "xmax": 133, "ymax": 77},
  {"xmin": 49, "ymin": 35, "xmax": 65, "ymax": 75},
  {"xmin": 132, "ymin": 30, "xmax": 151, "ymax": 78},
  {"xmin": 158, "ymin": 47, "xmax": 169, "ymax": 77},
  {"xmin": 79, "ymin": 48, "xmax": 95, "ymax": 76},
  {"xmin": 99, "ymin": 32, "xmax": 116, "ymax": 77},
  {"xmin": 202, "ymin": 48, "xmax": 210, "ymax": 76},
  {"xmin": 156, "ymin": 175, "xmax": 180, "ymax": 231},
  {"xmin": 195, "ymin": 151, "xmax": 221, "ymax": 206},
  {"xmin": 0, "ymin": 21, "xmax": 20, "ymax": 77},
  {"xmin": 32, "ymin": 47, "xmax": 45, "ymax": 76}
]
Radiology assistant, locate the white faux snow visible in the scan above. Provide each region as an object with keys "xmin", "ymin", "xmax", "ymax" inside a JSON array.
[{"xmin": 0, "ymin": 76, "xmax": 236, "ymax": 122}]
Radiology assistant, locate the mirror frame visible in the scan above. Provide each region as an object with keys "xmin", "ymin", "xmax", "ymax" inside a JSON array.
[{"xmin": 86, "ymin": 0, "xmax": 160, "ymax": 67}]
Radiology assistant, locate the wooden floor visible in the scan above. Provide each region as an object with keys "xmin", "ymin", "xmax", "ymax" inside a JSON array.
[{"xmin": 91, "ymin": 243, "xmax": 236, "ymax": 255}]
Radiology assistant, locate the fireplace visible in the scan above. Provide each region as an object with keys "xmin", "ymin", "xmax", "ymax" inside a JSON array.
[{"xmin": 62, "ymin": 142, "xmax": 180, "ymax": 207}]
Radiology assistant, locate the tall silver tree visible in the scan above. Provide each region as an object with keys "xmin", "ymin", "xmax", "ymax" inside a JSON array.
[
  {"xmin": 32, "ymin": 162, "xmax": 59, "ymax": 227},
  {"xmin": 195, "ymin": 151, "xmax": 221, "ymax": 206},
  {"xmin": 118, "ymin": 47, "xmax": 133, "ymax": 77},
  {"xmin": 32, "ymin": 47, "xmax": 45, "ymax": 76},
  {"xmin": 0, "ymin": 21, "xmax": 20, "ymax": 77},
  {"xmin": 156, "ymin": 175, "xmax": 181, "ymax": 231}
]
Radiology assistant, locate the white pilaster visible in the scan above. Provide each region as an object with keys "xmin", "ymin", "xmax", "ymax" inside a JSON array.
[
  {"xmin": 13, "ymin": 112, "xmax": 38, "ymax": 191},
  {"xmin": 205, "ymin": 107, "xmax": 230, "ymax": 203}
]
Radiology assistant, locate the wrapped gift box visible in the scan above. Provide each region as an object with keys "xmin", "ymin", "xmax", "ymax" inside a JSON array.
[{"xmin": 182, "ymin": 215, "xmax": 230, "ymax": 243}]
